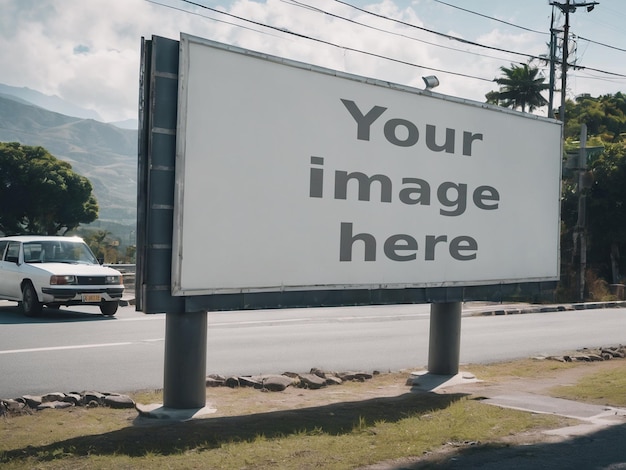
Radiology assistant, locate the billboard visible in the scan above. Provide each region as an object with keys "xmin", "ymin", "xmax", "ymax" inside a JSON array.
[{"xmin": 173, "ymin": 34, "xmax": 562, "ymax": 296}]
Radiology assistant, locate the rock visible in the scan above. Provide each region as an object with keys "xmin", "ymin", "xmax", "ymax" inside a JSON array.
[
  {"xmin": 239, "ymin": 376, "xmax": 262, "ymax": 388},
  {"xmin": 310, "ymin": 368, "xmax": 329, "ymax": 379},
  {"xmin": 262, "ymin": 375, "xmax": 295, "ymax": 392},
  {"xmin": 2, "ymin": 399, "xmax": 25, "ymax": 413},
  {"xmin": 225, "ymin": 377, "xmax": 240, "ymax": 388},
  {"xmin": 22, "ymin": 395, "xmax": 42, "ymax": 408},
  {"xmin": 82, "ymin": 391, "xmax": 105, "ymax": 405},
  {"xmin": 37, "ymin": 401, "xmax": 73, "ymax": 410},
  {"xmin": 547, "ymin": 356, "xmax": 566, "ymax": 362},
  {"xmin": 298, "ymin": 373, "xmax": 327, "ymax": 389},
  {"xmin": 337, "ymin": 372, "xmax": 373, "ymax": 382},
  {"xmin": 62, "ymin": 393, "xmax": 82, "ymax": 405},
  {"xmin": 601, "ymin": 347, "xmax": 625, "ymax": 358},
  {"xmin": 325, "ymin": 376, "xmax": 343, "ymax": 386},
  {"xmin": 104, "ymin": 394, "xmax": 135, "ymax": 409},
  {"xmin": 42, "ymin": 392, "xmax": 66, "ymax": 403},
  {"xmin": 206, "ymin": 374, "xmax": 225, "ymax": 387}
]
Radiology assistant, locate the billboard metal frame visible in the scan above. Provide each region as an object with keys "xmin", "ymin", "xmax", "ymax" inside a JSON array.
[
  {"xmin": 138, "ymin": 35, "xmax": 561, "ymax": 314},
  {"xmin": 136, "ymin": 34, "xmax": 561, "ymax": 410}
]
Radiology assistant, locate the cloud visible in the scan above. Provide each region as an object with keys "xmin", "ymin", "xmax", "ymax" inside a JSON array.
[{"xmin": 0, "ymin": 0, "xmax": 578, "ymax": 122}]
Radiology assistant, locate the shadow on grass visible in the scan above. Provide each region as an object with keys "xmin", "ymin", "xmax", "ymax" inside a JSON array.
[
  {"xmin": 406, "ymin": 423, "xmax": 626, "ymax": 469},
  {"xmin": 1, "ymin": 392, "xmax": 466, "ymax": 462}
]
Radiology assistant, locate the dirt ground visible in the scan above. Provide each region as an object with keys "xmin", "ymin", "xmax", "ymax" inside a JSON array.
[
  {"xmin": 203, "ymin": 360, "xmax": 623, "ymax": 418},
  {"xmin": 195, "ymin": 359, "xmax": 626, "ymax": 469}
]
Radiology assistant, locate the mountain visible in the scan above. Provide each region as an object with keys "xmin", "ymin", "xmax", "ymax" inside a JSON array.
[
  {"xmin": 0, "ymin": 84, "xmax": 103, "ymax": 121},
  {"xmin": 0, "ymin": 84, "xmax": 138, "ymax": 129},
  {"xmin": 0, "ymin": 94, "xmax": 137, "ymax": 225}
]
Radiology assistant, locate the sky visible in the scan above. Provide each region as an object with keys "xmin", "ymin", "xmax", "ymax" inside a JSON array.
[{"xmin": 1, "ymin": 0, "xmax": 626, "ymax": 123}]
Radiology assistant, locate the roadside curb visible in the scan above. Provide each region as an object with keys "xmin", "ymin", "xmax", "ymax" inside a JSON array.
[
  {"xmin": 470, "ymin": 300, "xmax": 626, "ymax": 317},
  {"xmin": 116, "ymin": 298, "xmax": 626, "ymax": 314}
]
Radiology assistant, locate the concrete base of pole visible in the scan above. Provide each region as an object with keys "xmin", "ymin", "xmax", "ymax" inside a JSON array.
[
  {"xmin": 136, "ymin": 403, "xmax": 216, "ymax": 421},
  {"xmin": 163, "ymin": 311, "xmax": 208, "ymax": 409},
  {"xmin": 427, "ymin": 301, "xmax": 462, "ymax": 376},
  {"xmin": 408, "ymin": 370, "xmax": 480, "ymax": 392}
]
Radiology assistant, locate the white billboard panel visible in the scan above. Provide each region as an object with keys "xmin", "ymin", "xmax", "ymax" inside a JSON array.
[{"xmin": 173, "ymin": 34, "xmax": 562, "ymax": 296}]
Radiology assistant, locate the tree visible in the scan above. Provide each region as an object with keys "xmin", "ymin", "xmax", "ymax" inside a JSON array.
[
  {"xmin": 563, "ymin": 93, "xmax": 626, "ymax": 141},
  {"xmin": 80, "ymin": 229, "xmax": 122, "ymax": 264},
  {"xmin": 489, "ymin": 63, "xmax": 549, "ymax": 113},
  {"xmin": 0, "ymin": 142, "xmax": 98, "ymax": 235},
  {"xmin": 586, "ymin": 143, "xmax": 626, "ymax": 283}
]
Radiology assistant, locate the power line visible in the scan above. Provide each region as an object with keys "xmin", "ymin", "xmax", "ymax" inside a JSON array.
[
  {"xmin": 333, "ymin": 0, "xmax": 542, "ymax": 62},
  {"xmin": 335, "ymin": 0, "xmax": 626, "ymax": 79},
  {"xmin": 578, "ymin": 35, "xmax": 626, "ymax": 53},
  {"xmin": 176, "ymin": 0, "xmax": 495, "ymax": 82},
  {"xmin": 144, "ymin": 0, "xmax": 284, "ymax": 38},
  {"xmin": 432, "ymin": 0, "xmax": 549, "ymax": 35},
  {"xmin": 150, "ymin": 0, "xmax": 626, "ymax": 88},
  {"xmin": 281, "ymin": 0, "xmax": 528, "ymax": 65},
  {"xmin": 434, "ymin": 0, "xmax": 626, "ymax": 56}
]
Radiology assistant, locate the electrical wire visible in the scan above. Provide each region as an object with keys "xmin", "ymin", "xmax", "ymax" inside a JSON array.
[
  {"xmin": 176, "ymin": 0, "xmax": 496, "ymax": 82},
  {"xmin": 578, "ymin": 36, "xmax": 626, "ymax": 54},
  {"xmin": 150, "ymin": 0, "xmax": 626, "ymax": 84},
  {"xmin": 333, "ymin": 0, "xmax": 543, "ymax": 62},
  {"xmin": 281, "ymin": 0, "xmax": 528, "ymax": 65},
  {"xmin": 334, "ymin": 0, "xmax": 626, "ymax": 79},
  {"xmin": 432, "ymin": 0, "xmax": 549, "ymax": 35},
  {"xmin": 144, "ymin": 0, "xmax": 285, "ymax": 39}
]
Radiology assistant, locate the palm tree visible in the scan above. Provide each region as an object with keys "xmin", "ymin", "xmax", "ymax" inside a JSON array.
[{"xmin": 491, "ymin": 63, "xmax": 550, "ymax": 113}]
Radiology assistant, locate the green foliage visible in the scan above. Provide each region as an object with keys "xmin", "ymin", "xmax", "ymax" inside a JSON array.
[
  {"xmin": 81, "ymin": 229, "xmax": 111, "ymax": 261},
  {"xmin": 489, "ymin": 63, "xmax": 549, "ymax": 113},
  {"xmin": 586, "ymin": 143, "xmax": 626, "ymax": 277},
  {"xmin": 561, "ymin": 95, "xmax": 626, "ymax": 290},
  {"xmin": 0, "ymin": 142, "xmax": 98, "ymax": 235},
  {"xmin": 564, "ymin": 92, "xmax": 626, "ymax": 141}
]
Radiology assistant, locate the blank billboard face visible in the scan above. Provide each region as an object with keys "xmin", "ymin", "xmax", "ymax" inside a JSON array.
[{"xmin": 173, "ymin": 34, "xmax": 562, "ymax": 296}]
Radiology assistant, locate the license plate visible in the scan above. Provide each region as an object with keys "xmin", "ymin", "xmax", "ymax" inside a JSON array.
[{"xmin": 82, "ymin": 294, "xmax": 102, "ymax": 302}]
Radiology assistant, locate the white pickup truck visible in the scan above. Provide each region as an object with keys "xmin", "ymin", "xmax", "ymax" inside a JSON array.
[{"xmin": 0, "ymin": 236, "xmax": 124, "ymax": 316}]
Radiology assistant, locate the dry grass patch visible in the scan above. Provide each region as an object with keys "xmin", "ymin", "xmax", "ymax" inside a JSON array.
[
  {"xmin": 0, "ymin": 395, "xmax": 567, "ymax": 470},
  {"xmin": 463, "ymin": 357, "xmax": 578, "ymax": 382},
  {"xmin": 549, "ymin": 360, "xmax": 626, "ymax": 407},
  {"xmin": 2, "ymin": 358, "xmax": 619, "ymax": 469}
]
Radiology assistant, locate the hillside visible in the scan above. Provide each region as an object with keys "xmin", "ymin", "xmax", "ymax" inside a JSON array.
[{"xmin": 0, "ymin": 95, "xmax": 137, "ymax": 225}]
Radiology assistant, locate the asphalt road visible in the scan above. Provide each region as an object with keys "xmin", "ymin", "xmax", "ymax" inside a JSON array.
[{"xmin": 0, "ymin": 301, "xmax": 625, "ymax": 398}]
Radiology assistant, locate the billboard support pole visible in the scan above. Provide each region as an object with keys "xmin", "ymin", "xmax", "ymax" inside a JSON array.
[
  {"xmin": 163, "ymin": 311, "xmax": 208, "ymax": 409},
  {"xmin": 427, "ymin": 302, "xmax": 462, "ymax": 375}
]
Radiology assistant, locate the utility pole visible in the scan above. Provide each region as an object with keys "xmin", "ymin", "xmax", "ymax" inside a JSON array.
[
  {"xmin": 550, "ymin": 0, "xmax": 598, "ymax": 302},
  {"xmin": 575, "ymin": 123, "xmax": 588, "ymax": 301},
  {"xmin": 550, "ymin": 0, "xmax": 599, "ymax": 125},
  {"xmin": 548, "ymin": 9, "xmax": 558, "ymax": 119}
]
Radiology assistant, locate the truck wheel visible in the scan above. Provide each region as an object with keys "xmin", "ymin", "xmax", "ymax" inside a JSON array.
[
  {"xmin": 100, "ymin": 301, "xmax": 119, "ymax": 316},
  {"xmin": 22, "ymin": 283, "xmax": 43, "ymax": 317}
]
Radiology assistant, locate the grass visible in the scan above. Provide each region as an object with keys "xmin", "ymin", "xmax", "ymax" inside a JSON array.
[
  {"xmin": 463, "ymin": 357, "xmax": 578, "ymax": 382},
  {"xmin": 1, "ymin": 358, "xmax": 622, "ymax": 469},
  {"xmin": 549, "ymin": 361, "xmax": 626, "ymax": 407}
]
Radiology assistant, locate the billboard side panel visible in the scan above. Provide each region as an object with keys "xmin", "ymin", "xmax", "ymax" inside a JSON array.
[{"xmin": 136, "ymin": 35, "xmax": 185, "ymax": 314}]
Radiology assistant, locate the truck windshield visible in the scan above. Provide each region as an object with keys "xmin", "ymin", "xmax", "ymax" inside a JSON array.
[{"xmin": 24, "ymin": 241, "xmax": 99, "ymax": 265}]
